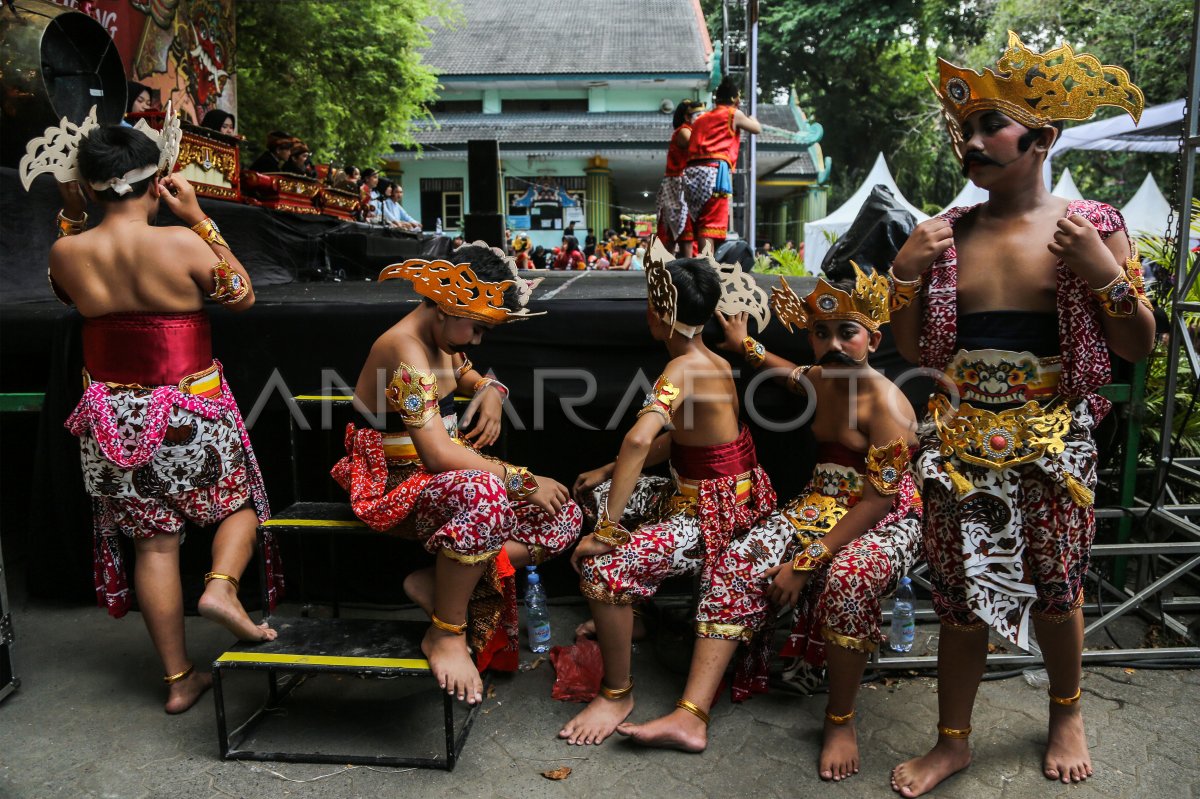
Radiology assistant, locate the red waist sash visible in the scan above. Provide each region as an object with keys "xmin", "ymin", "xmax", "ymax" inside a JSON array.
[
  {"xmin": 82, "ymin": 311, "xmax": 212, "ymax": 386},
  {"xmin": 670, "ymin": 424, "xmax": 758, "ymax": 480},
  {"xmin": 815, "ymin": 441, "xmax": 865, "ymax": 470}
]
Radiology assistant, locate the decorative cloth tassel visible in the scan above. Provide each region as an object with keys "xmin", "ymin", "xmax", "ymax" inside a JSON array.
[
  {"xmin": 943, "ymin": 461, "xmax": 973, "ymax": 496},
  {"xmin": 1064, "ymin": 474, "xmax": 1094, "ymax": 507}
]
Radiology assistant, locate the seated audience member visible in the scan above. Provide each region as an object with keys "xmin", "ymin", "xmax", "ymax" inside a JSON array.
[
  {"xmin": 360, "ymin": 168, "xmax": 381, "ymax": 222},
  {"xmin": 553, "ymin": 236, "xmax": 586, "ymax": 270},
  {"xmin": 281, "ymin": 142, "xmax": 315, "ymax": 178},
  {"xmin": 333, "ymin": 165, "xmax": 360, "ymax": 191},
  {"xmin": 381, "ymin": 183, "xmax": 421, "ymax": 232},
  {"xmin": 248, "ymin": 131, "xmax": 294, "ymax": 173},
  {"xmin": 200, "ymin": 110, "xmax": 236, "ymax": 137},
  {"xmin": 123, "ymin": 82, "xmax": 154, "ymax": 127}
]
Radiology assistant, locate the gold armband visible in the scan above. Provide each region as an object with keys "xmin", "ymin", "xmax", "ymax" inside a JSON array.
[
  {"xmin": 792, "ymin": 539, "xmax": 832, "ymax": 572},
  {"xmin": 593, "ymin": 504, "xmax": 632, "ymax": 546},
  {"xmin": 454, "ymin": 355, "xmax": 473, "ymax": 380},
  {"xmin": 209, "ymin": 259, "xmax": 249, "ymax": 305},
  {"xmin": 743, "ymin": 337, "xmax": 766, "ymax": 367},
  {"xmin": 502, "ymin": 462, "xmax": 539, "ymax": 500},
  {"xmin": 56, "ymin": 210, "xmax": 87, "ymax": 238},
  {"xmin": 474, "ymin": 376, "xmax": 509, "ymax": 403},
  {"xmin": 787, "ymin": 364, "xmax": 813, "ymax": 395},
  {"xmin": 191, "ymin": 216, "xmax": 230, "ymax": 250},
  {"xmin": 638, "ymin": 373, "xmax": 680, "ymax": 422},
  {"xmin": 888, "ymin": 271, "xmax": 921, "ymax": 312},
  {"xmin": 385, "ymin": 362, "xmax": 440, "ymax": 428},
  {"xmin": 866, "ymin": 437, "xmax": 911, "ymax": 496},
  {"xmin": 1092, "ymin": 258, "xmax": 1151, "ymax": 318}
]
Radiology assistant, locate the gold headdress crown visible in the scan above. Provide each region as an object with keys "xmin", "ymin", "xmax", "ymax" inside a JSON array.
[
  {"xmin": 378, "ymin": 255, "xmax": 544, "ymax": 324},
  {"xmin": 771, "ymin": 262, "xmax": 889, "ymax": 333},
  {"xmin": 645, "ymin": 239, "xmax": 772, "ymax": 338},
  {"xmin": 932, "ymin": 32, "xmax": 1144, "ymax": 161}
]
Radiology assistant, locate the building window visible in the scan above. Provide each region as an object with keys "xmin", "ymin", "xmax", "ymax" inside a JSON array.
[
  {"xmin": 442, "ymin": 192, "xmax": 463, "ymax": 229},
  {"xmin": 420, "ymin": 178, "xmax": 465, "ymax": 230}
]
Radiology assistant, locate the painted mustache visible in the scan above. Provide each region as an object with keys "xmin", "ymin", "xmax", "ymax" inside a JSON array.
[
  {"xmin": 961, "ymin": 151, "xmax": 1003, "ymax": 177},
  {"xmin": 819, "ymin": 351, "xmax": 860, "ymax": 367}
]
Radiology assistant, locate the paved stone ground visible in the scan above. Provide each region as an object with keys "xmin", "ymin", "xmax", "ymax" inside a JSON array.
[{"xmin": 2, "ymin": 594, "xmax": 1198, "ymax": 799}]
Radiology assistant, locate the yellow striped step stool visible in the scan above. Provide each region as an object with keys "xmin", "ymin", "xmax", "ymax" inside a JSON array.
[{"xmin": 212, "ymin": 616, "xmax": 484, "ymax": 769}]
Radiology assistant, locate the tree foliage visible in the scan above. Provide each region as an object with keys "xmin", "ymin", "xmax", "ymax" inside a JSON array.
[
  {"xmin": 706, "ymin": 0, "xmax": 1192, "ymax": 213},
  {"xmin": 236, "ymin": 0, "xmax": 453, "ymax": 167}
]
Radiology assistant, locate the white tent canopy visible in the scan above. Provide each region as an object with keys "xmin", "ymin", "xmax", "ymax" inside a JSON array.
[
  {"xmin": 1121, "ymin": 172, "xmax": 1174, "ymax": 238},
  {"xmin": 804, "ymin": 152, "xmax": 929, "ymax": 269},
  {"xmin": 1045, "ymin": 99, "xmax": 1185, "ymax": 186},
  {"xmin": 1052, "ymin": 168, "xmax": 1084, "ymax": 200},
  {"xmin": 940, "ymin": 179, "xmax": 989, "ymax": 214}
]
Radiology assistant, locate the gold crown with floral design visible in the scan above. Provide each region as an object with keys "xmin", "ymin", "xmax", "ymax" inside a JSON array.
[
  {"xmin": 771, "ymin": 262, "xmax": 889, "ymax": 333},
  {"xmin": 932, "ymin": 32, "xmax": 1144, "ymax": 161},
  {"xmin": 378, "ymin": 257, "xmax": 544, "ymax": 323}
]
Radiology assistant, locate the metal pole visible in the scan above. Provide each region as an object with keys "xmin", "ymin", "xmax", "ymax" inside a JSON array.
[{"xmin": 745, "ymin": 0, "xmax": 758, "ymax": 249}]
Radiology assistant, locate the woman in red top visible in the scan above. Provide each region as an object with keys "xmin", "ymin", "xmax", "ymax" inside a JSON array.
[{"xmin": 553, "ymin": 235, "xmax": 586, "ymax": 270}]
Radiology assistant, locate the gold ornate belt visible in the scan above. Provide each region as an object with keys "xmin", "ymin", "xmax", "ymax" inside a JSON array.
[
  {"xmin": 382, "ymin": 415, "xmax": 459, "ymax": 463},
  {"xmin": 944, "ymin": 349, "xmax": 1061, "ymax": 407},
  {"xmin": 929, "ymin": 393, "xmax": 1072, "ymax": 470},
  {"xmin": 82, "ymin": 362, "xmax": 222, "ymax": 398},
  {"xmin": 663, "ymin": 469, "xmax": 753, "ymax": 516}
]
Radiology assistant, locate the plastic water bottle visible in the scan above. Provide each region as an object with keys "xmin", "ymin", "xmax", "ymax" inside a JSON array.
[
  {"xmin": 889, "ymin": 576, "xmax": 916, "ymax": 653},
  {"xmin": 525, "ymin": 565, "xmax": 551, "ymax": 653}
]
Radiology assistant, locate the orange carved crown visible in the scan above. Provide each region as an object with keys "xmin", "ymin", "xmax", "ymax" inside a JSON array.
[{"xmin": 378, "ymin": 258, "xmax": 543, "ymax": 323}]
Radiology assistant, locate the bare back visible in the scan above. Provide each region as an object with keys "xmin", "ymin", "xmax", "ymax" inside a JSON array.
[
  {"xmin": 49, "ymin": 223, "xmax": 214, "ymax": 317},
  {"xmin": 954, "ymin": 198, "xmax": 1071, "ymax": 314},
  {"xmin": 668, "ymin": 347, "xmax": 741, "ymax": 448}
]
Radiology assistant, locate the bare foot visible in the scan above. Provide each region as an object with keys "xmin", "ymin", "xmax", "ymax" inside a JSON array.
[
  {"xmin": 421, "ymin": 625, "xmax": 483, "ymax": 704},
  {"xmin": 617, "ymin": 707, "xmax": 707, "ymax": 752},
  {"xmin": 198, "ymin": 579, "xmax": 277, "ymax": 642},
  {"xmin": 820, "ymin": 717, "xmax": 860, "ymax": 781},
  {"xmin": 1044, "ymin": 702, "xmax": 1092, "ymax": 783},
  {"xmin": 890, "ymin": 739, "xmax": 972, "ymax": 797},
  {"xmin": 575, "ymin": 615, "xmax": 648, "ymax": 640},
  {"xmin": 164, "ymin": 670, "xmax": 212, "ymax": 715},
  {"xmin": 558, "ymin": 692, "xmax": 634, "ymax": 745},
  {"xmin": 403, "ymin": 567, "xmax": 435, "ymax": 616}
]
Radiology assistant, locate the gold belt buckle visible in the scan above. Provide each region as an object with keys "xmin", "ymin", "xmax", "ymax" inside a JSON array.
[{"xmin": 931, "ymin": 394, "xmax": 1072, "ymax": 470}]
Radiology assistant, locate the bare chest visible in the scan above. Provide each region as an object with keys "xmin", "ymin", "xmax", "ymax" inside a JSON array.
[{"xmin": 955, "ymin": 221, "xmax": 1061, "ymax": 314}]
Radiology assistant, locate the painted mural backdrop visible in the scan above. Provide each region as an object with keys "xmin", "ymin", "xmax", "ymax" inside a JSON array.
[{"xmin": 49, "ymin": 0, "xmax": 235, "ymax": 122}]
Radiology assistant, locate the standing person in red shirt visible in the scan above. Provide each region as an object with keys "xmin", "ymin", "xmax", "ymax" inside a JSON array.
[
  {"xmin": 656, "ymin": 99, "xmax": 704, "ymax": 256},
  {"xmin": 683, "ymin": 77, "xmax": 761, "ymax": 253}
]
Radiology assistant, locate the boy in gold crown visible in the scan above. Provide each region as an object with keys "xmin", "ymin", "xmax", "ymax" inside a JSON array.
[
  {"xmin": 333, "ymin": 245, "xmax": 582, "ymax": 705},
  {"xmin": 888, "ymin": 34, "xmax": 1154, "ymax": 796},
  {"xmin": 691, "ymin": 267, "xmax": 921, "ymax": 779},
  {"xmin": 559, "ymin": 244, "xmax": 776, "ymax": 747}
]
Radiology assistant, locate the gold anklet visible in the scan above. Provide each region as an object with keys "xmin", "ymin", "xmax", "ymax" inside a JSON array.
[
  {"xmin": 204, "ymin": 572, "xmax": 240, "ymax": 592},
  {"xmin": 599, "ymin": 677, "xmax": 633, "ymax": 701},
  {"xmin": 431, "ymin": 614, "xmax": 468, "ymax": 635},
  {"xmin": 675, "ymin": 698, "xmax": 710, "ymax": 725},
  {"xmin": 163, "ymin": 664, "xmax": 195, "ymax": 684},
  {"xmin": 938, "ymin": 724, "xmax": 971, "ymax": 739},
  {"xmin": 825, "ymin": 708, "xmax": 856, "ymax": 725},
  {"xmin": 1048, "ymin": 687, "xmax": 1081, "ymax": 706}
]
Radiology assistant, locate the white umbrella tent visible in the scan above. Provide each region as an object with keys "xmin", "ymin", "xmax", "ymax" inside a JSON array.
[
  {"xmin": 1044, "ymin": 99, "xmax": 1185, "ymax": 187},
  {"xmin": 804, "ymin": 152, "xmax": 928, "ymax": 269},
  {"xmin": 1052, "ymin": 168, "xmax": 1084, "ymax": 200},
  {"xmin": 1121, "ymin": 173, "xmax": 1173, "ymax": 239}
]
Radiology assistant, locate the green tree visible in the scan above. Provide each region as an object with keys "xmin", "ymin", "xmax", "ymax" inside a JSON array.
[{"xmin": 236, "ymin": 0, "xmax": 454, "ymax": 167}]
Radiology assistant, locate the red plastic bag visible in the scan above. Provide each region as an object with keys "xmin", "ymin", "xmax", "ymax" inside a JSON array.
[{"xmin": 549, "ymin": 636, "xmax": 604, "ymax": 702}]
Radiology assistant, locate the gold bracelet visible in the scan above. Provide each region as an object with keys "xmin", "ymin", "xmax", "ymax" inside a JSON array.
[
  {"xmin": 825, "ymin": 708, "xmax": 855, "ymax": 725},
  {"xmin": 431, "ymin": 613, "xmax": 468, "ymax": 635},
  {"xmin": 792, "ymin": 539, "xmax": 833, "ymax": 572},
  {"xmin": 675, "ymin": 698, "xmax": 710, "ymax": 725},
  {"xmin": 1091, "ymin": 258, "xmax": 1150, "ymax": 318},
  {"xmin": 888, "ymin": 271, "xmax": 921, "ymax": 312},
  {"xmin": 598, "ymin": 676, "xmax": 633, "ymax": 701},
  {"xmin": 938, "ymin": 724, "xmax": 972, "ymax": 739},
  {"xmin": 502, "ymin": 462, "xmax": 539, "ymax": 501},
  {"xmin": 191, "ymin": 216, "xmax": 230, "ymax": 249},
  {"xmin": 163, "ymin": 664, "xmax": 195, "ymax": 684},
  {"xmin": 592, "ymin": 518, "xmax": 632, "ymax": 547},
  {"xmin": 1048, "ymin": 687, "xmax": 1081, "ymax": 706},
  {"xmin": 743, "ymin": 336, "xmax": 766, "ymax": 367},
  {"xmin": 56, "ymin": 210, "xmax": 88, "ymax": 238}
]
